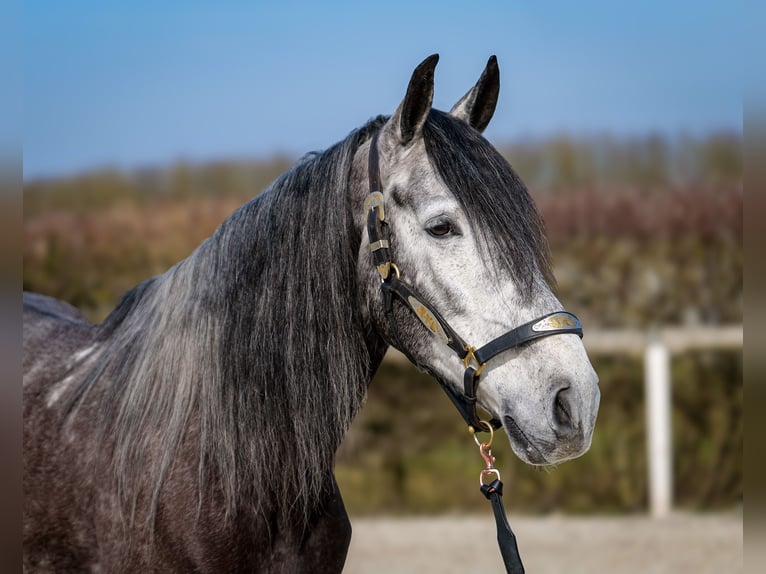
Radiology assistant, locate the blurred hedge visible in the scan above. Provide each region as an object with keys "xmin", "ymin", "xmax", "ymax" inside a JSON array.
[{"xmin": 23, "ymin": 134, "xmax": 741, "ymax": 514}]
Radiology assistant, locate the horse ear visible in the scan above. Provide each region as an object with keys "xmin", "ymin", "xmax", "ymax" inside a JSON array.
[
  {"xmin": 449, "ymin": 55, "xmax": 499, "ymax": 133},
  {"xmin": 389, "ymin": 54, "xmax": 439, "ymax": 146}
]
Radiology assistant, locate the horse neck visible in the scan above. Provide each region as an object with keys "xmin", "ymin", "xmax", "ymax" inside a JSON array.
[{"xmin": 84, "ymin": 129, "xmax": 391, "ymax": 527}]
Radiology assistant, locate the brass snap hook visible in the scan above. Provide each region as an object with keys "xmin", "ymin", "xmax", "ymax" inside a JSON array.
[
  {"xmin": 480, "ymin": 467, "xmax": 501, "ymax": 486},
  {"xmin": 471, "ymin": 421, "xmax": 501, "ymax": 486}
]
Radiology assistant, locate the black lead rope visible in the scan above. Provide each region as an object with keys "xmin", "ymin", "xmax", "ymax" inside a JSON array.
[
  {"xmin": 365, "ymin": 130, "xmax": 582, "ymax": 573},
  {"xmin": 482, "ymin": 479, "xmax": 525, "ymax": 573},
  {"xmin": 474, "ymin": 427, "xmax": 525, "ymax": 573}
]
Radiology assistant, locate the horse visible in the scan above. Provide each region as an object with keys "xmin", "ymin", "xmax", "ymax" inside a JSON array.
[{"xmin": 23, "ymin": 54, "xmax": 600, "ymax": 572}]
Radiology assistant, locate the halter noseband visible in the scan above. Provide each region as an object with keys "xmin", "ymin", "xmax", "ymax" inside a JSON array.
[{"xmin": 365, "ymin": 131, "xmax": 584, "ymax": 431}]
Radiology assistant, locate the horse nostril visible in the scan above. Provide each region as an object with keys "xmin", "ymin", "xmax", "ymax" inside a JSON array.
[{"xmin": 553, "ymin": 386, "xmax": 575, "ymax": 437}]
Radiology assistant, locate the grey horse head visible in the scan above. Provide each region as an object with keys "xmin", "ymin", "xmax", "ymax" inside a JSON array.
[{"xmin": 356, "ymin": 55, "xmax": 600, "ymax": 465}]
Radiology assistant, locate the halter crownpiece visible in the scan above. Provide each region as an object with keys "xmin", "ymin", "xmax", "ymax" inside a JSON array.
[{"xmin": 365, "ymin": 130, "xmax": 584, "ymax": 431}]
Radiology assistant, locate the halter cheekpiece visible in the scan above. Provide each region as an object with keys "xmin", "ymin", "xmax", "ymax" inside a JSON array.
[{"xmin": 365, "ymin": 130, "xmax": 584, "ymax": 432}]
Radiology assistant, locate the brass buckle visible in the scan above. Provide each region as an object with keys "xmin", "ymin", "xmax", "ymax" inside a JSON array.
[
  {"xmin": 462, "ymin": 345, "xmax": 487, "ymax": 376},
  {"xmin": 363, "ymin": 192, "xmax": 385, "ymax": 221}
]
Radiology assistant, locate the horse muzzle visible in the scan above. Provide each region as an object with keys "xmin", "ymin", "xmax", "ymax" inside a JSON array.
[{"xmin": 501, "ymin": 374, "xmax": 600, "ymax": 466}]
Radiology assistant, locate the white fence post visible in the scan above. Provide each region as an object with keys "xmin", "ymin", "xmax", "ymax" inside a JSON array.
[{"xmin": 644, "ymin": 339, "xmax": 672, "ymax": 518}]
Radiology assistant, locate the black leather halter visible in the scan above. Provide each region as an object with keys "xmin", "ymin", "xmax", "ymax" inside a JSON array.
[{"xmin": 365, "ymin": 131, "xmax": 584, "ymax": 431}]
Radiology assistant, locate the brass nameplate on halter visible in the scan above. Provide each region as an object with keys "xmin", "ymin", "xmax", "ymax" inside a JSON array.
[
  {"xmin": 364, "ymin": 192, "xmax": 385, "ymax": 221},
  {"xmin": 408, "ymin": 296, "xmax": 449, "ymax": 344},
  {"xmin": 531, "ymin": 313, "xmax": 580, "ymax": 332}
]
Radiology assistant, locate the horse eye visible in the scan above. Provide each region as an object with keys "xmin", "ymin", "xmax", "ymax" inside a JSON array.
[{"xmin": 427, "ymin": 222, "xmax": 454, "ymax": 237}]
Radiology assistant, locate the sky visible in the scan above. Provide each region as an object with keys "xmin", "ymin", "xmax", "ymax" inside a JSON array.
[{"xmin": 23, "ymin": 0, "xmax": 742, "ymax": 180}]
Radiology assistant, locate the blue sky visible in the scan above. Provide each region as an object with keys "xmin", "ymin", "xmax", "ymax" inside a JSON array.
[{"xmin": 24, "ymin": 1, "xmax": 742, "ymax": 180}]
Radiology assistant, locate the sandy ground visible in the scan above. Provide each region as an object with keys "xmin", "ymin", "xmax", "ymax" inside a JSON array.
[{"xmin": 344, "ymin": 513, "xmax": 742, "ymax": 574}]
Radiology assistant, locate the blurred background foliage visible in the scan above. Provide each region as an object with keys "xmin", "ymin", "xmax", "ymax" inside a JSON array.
[{"xmin": 23, "ymin": 133, "xmax": 741, "ymax": 514}]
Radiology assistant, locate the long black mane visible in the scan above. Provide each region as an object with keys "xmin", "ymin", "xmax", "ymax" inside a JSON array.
[{"xmin": 67, "ymin": 117, "xmax": 387, "ymax": 528}]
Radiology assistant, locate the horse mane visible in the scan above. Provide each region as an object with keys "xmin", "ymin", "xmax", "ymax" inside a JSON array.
[
  {"xmin": 63, "ymin": 109, "xmax": 551, "ymax": 533},
  {"xmin": 67, "ymin": 116, "xmax": 388, "ymax": 529},
  {"xmin": 422, "ymin": 109, "xmax": 554, "ymax": 296}
]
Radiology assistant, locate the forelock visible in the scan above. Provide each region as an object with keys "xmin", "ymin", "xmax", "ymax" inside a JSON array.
[{"xmin": 421, "ymin": 110, "xmax": 554, "ymax": 296}]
